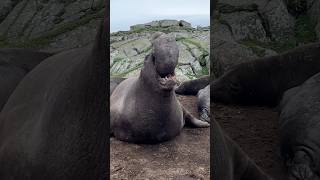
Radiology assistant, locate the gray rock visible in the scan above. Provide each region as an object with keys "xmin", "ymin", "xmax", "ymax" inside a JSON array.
[
  {"xmin": 145, "ymin": 21, "xmax": 160, "ymax": 27},
  {"xmin": 179, "ymin": 20, "xmax": 192, "ymax": 28},
  {"xmin": 220, "ymin": 11, "xmax": 269, "ymax": 42},
  {"xmin": 307, "ymin": 0, "xmax": 320, "ymax": 39},
  {"xmin": 211, "ymin": 19, "xmax": 234, "ymax": 41},
  {"xmin": 0, "ymin": 0, "xmax": 17, "ymax": 22},
  {"xmin": 0, "ymin": 0, "xmax": 28, "ymax": 38},
  {"xmin": 130, "ymin": 24, "xmax": 146, "ymax": 31},
  {"xmin": 260, "ymin": 0, "xmax": 295, "ymax": 41},
  {"xmin": 43, "ymin": 19, "xmax": 98, "ymax": 52},
  {"xmin": 110, "ymin": 29, "xmax": 209, "ymax": 80},
  {"xmin": 212, "ymin": 39, "xmax": 258, "ymax": 77},
  {"xmin": 218, "ymin": 0, "xmax": 295, "ymax": 42},
  {"xmin": 5, "ymin": 0, "xmax": 38, "ymax": 39},
  {"xmin": 160, "ymin": 20, "xmax": 180, "ymax": 27}
]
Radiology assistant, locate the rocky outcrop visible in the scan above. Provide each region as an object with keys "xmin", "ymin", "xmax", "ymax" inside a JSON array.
[
  {"xmin": 130, "ymin": 20, "xmax": 192, "ymax": 31},
  {"xmin": 111, "ymin": 20, "xmax": 209, "ymax": 81},
  {"xmin": 217, "ymin": 0, "xmax": 295, "ymax": 42},
  {"xmin": 212, "ymin": 0, "xmax": 319, "ymax": 78},
  {"xmin": 307, "ymin": 0, "xmax": 320, "ymax": 39},
  {"xmin": 0, "ymin": 0, "xmax": 104, "ymax": 50}
]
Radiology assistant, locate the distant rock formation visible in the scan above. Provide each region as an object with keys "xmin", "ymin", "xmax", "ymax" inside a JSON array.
[
  {"xmin": 130, "ymin": 20, "xmax": 192, "ymax": 31},
  {"xmin": 111, "ymin": 20, "xmax": 209, "ymax": 81}
]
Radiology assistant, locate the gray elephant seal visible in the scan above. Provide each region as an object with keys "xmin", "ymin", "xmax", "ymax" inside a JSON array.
[
  {"xmin": 110, "ymin": 77, "xmax": 126, "ymax": 94},
  {"xmin": 212, "ymin": 115, "xmax": 273, "ymax": 180},
  {"xmin": 212, "ymin": 42, "xmax": 320, "ymax": 106},
  {"xmin": 175, "ymin": 75, "xmax": 209, "ymax": 95},
  {"xmin": 0, "ymin": 49, "xmax": 53, "ymax": 110},
  {"xmin": 0, "ymin": 6, "xmax": 108, "ymax": 179},
  {"xmin": 197, "ymin": 85, "xmax": 210, "ymax": 122},
  {"xmin": 175, "ymin": 76, "xmax": 210, "ymax": 122},
  {"xmin": 279, "ymin": 72, "xmax": 320, "ymax": 180},
  {"xmin": 111, "ymin": 33, "xmax": 209, "ymax": 144}
]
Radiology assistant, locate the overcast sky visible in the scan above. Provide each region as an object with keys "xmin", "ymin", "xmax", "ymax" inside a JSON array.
[{"xmin": 111, "ymin": 0, "xmax": 210, "ymax": 32}]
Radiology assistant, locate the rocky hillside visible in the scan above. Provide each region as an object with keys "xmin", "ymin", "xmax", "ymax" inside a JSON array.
[
  {"xmin": 0, "ymin": 0, "xmax": 104, "ymax": 51},
  {"xmin": 212, "ymin": 0, "xmax": 320, "ymax": 78},
  {"xmin": 111, "ymin": 20, "xmax": 210, "ymax": 81}
]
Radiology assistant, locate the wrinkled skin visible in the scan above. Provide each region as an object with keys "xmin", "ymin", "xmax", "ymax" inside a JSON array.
[
  {"xmin": 110, "ymin": 34, "xmax": 209, "ymax": 144},
  {"xmin": 279, "ymin": 72, "xmax": 320, "ymax": 180},
  {"xmin": 152, "ymin": 35, "xmax": 179, "ymax": 78},
  {"xmin": 0, "ymin": 3, "xmax": 108, "ymax": 180},
  {"xmin": 212, "ymin": 113, "xmax": 273, "ymax": 180},
  {"xmin": 0, "ymin": 49, "xmax": 53, "ymax": 110},
  {"xmin": 212, "ymin": 42, "xmax": 320, "ymax": 106}
]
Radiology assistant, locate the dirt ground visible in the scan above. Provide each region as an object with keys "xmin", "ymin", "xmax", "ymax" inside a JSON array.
[
  {"xmin": 110, "ymin": 95, "xmax": 210, "ymax": 180},
  {"xmin": 213, "ymin": 103, "xmax": 289, "ymax": 180}
]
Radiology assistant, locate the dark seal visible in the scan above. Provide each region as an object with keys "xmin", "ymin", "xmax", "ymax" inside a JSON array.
[
  {"xmin": 110, "ymin": 77, "xmax": 126, "ymax": 94},
  {"xmin": 212, "ymin": 42, "xmax": 320, "ymax": 106},
  {"xmin": 110, "ymin": 33, "xmax": 209, "ymax": 144},
  {"xmin": 175, "ymin": 76, "xmax": 210, "ymax": 122},
  {"xmin": 175, "ymin": 75, "xmax": 209, "ymax": 95},
  {"xmin": 0, "ymin": 49, "xmax": 53, "ymax": 109},
  {"xmin": 0, "ymin": 7, "xmax": 108, "ymax": 180},
  {"xmin": 279, "ymin": 72, "xmax": 320, "ymax": 180},
  {"xmin": 212, "ymin": 115, "xmax": 273, "ymax": 180}
]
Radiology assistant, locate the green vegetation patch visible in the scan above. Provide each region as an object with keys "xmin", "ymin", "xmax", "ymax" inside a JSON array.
[
  {"xmin": 240, "ymin": 15, "xmax": 317, "ymax": 54},
  {"xmin": 240, "ymin": 39, "xmax": 296, "ymax": 53},
  {"xmin": 0, "ymin": 10, "xmax": 104, "ymax": 48},
  {"xmin": 294, "ymin": 15, "xmax": 317, "ymax": 44}
]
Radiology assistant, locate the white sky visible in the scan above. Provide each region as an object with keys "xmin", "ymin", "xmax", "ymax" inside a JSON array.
[{"xmin": 111, "ymin": 0, "xmax": 210, "ymax": 32}]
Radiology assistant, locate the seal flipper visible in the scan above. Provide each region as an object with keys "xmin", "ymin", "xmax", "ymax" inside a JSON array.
[
  {"xmin": 175, "ymin": 75, "xmax": 210, "ymax": 95},
  {"xmin": 182, "ymin": 105, "xmax": 209, "ymax": 128}
]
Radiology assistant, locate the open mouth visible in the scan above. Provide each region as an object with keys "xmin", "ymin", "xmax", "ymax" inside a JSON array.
[{"xmin": 157, "ymin": 72, "xmax": 179, "ymax": 90}]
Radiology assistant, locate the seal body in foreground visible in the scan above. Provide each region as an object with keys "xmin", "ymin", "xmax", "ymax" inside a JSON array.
[
  {"xmin": 0, "ymin": 49, "xmax": 53, "ymax": 110},
  {"xmin": 0, "ymin": 9, "xmax": 108, "ymax": 180},
  {"xmin": 279, "ymin": 72, "xmax": 320, "ymax": 180},
  {"xmin": 212, "ymin": 42, "xmax": 320, "ymax": 106},
  {"xmin": 111, "ymin": 34, "xmax": 208, "ymax": 143},
  {"xmin": 212, "ymin": 115, "xmax": 273, "ymax": 180}
]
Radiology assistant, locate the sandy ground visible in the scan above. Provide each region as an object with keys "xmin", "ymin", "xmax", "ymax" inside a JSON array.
[
  {"xmin": 110, "ymin": 95, "xmax": 210, "ymax": 180},
  {"xmin": 213, "ymin": 103, "xmax": 289, "ymax": 180}
]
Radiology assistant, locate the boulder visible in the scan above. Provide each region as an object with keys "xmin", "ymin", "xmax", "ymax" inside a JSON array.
[
  {"xmin": 179, "ymin": 20, "xmax": 192, "ymax": 28},
  {"xmin": 260, "ymin": 0, "xmax": 295, "ymax": 41},
  {"xmin": 160, "ymin": 20, "xmax": 180, "ymax": 27},
  {"xmin": 130, "ymin": 24, "xmax": 146, "ymax": 31},
  {"xmin": 307, "ymin": 0, "xmax": 320, "ymax": 39}
]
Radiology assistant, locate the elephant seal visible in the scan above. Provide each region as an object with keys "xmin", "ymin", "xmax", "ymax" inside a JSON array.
[
  {"xmin": 197, "ymin": 85, "xmax": 210, "ymax": 122},
  {"xmin": 0, "ymin": 49, "xmax": 53, "ymax": 110},
  {"xmin": 212, "ymin": 42, "xmax": 320, "ymax": 106},
  {"xmin": 212, "ymin": 115, "xmax": 273, "ymax": 180},
  {"xmin": 0, "ymin": 5, "xmax": 108, "ymax": 180},
  {"xmin": 279, "ymin": 72, "xmax": 320, "ymax": 180},
  {"xmin": 110, "ymin": 77, "xmax": 126, "ymax": 94},
  {"xmin": 110, "ymin": 33, "xmax": 209, "ymax": 144},
  {"xmin": 175, "ymin": 75, "xmax": 209, "ymax": 95},
  {"xmin": 175, "ymin": 76, "xmax": 210, "ymax": 122}
]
